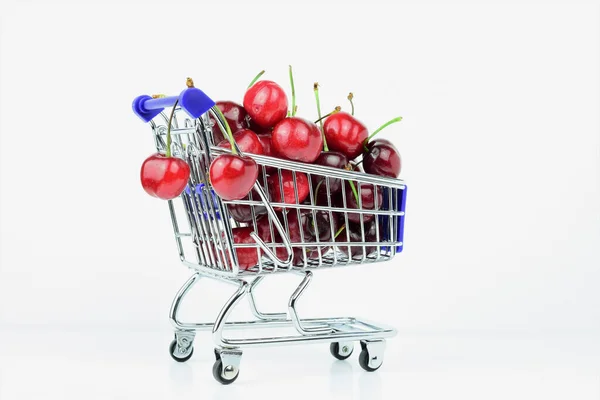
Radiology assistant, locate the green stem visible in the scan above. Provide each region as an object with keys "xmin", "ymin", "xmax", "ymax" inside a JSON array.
[
  {"xmin": 364, "ymin": 116, "xmax": 403, "ymax": 150},
  {"xmin": 313, "ymin": 83, "xmax": 328, "ymax": 151},
  {"xmin": 313, "ymin": 106, "xmax": 341, "ymax": 124},
  {"xmin": 348, "ymin": 180, "xmax": 359, "ymax": 204},
  {"xmin": 165, "ymin": 100, "xmax": 179, "ymax": 158},
  {"xmin": 289, "ymin": 65, "xmax": 296, "ymax": 117},
  {"xmin": 247, "ymin": 70, "xmax": 265, "ymax": 88},
  {"xmin": 313, "ymin": 179, "xmax": 324, "ymax": 204},
  {"xmin": 347, "ymin": 92, "xmax": 354, "ymax": 116},
  {"xmin": 334, "ymin": 225, "xmax": 346, "ymax": 239},
  {"xmin": 213, "ymin": 106, "xmax": 237, "ymax": 155}
]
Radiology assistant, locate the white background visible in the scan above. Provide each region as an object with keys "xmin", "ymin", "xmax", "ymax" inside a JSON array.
[{"xmin": 1, "ymin": 0, "xmax": 599, "ymax": 399}]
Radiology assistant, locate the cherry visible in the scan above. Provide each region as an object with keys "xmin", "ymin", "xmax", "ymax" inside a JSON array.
[
  {"xmin": 217, "ymin": 129, "xmax": 264, "ymax": 155},
  {"xmin": 249, "ymin": 118, "xmax": 273, "ymax": 135},
  {"xmin": 140, "ymin": 153, "xmax": 190, "ymax": 200},
  {"xmin": 209, "ymin": 154, "xmax": 258, "ymax": 200},
  {"xmin": 230, "ymin": 227, "xmax": 261, "ymax": 270},
  {"xmin": 243, "ymin": 80, "xmax": 288, "ymax": 129},
  {"xmin": 363, "ymin": 138, "xmax": 401, "ymax": 178},
  {"xmin": 228, "ymin": 197, "xmax": 267, "ymax": 223},
  {"xmin": 272, "ymin": 117, "xmax": 323, "ymax": 163},
  {"xmin": 311, "ymin": 151, "xmax": 348, "ymax": 201},
  {"xmin": 257, "ymin": 134, "xmax": 278, "ymax": 157},
  {"xmin": 268, "ymin": 170, "xmax": 309, "ymax": 207},
  {"xmin": 323, "ymin": 112, "xmax": 368, "ymax": 160},
  {"xmin": 343, "ymin": 183, "xmax": 383, "ymax": 224},
  {"xmin": 209, "ymin": 101, "xmax": 249, "ymax": 144},
  {"xmin": 304, "ymin": 210, "xmax": 339, "ymax": 243},
  {"xmin": 140, "ymin": 93, "xmax": 190, "ymax": 201},
  {"xmin": 336, "ymin": 220, "xmax": 378, "ymax": 258}
]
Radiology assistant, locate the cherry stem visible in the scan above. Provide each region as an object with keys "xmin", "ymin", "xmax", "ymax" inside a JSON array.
[
  {"xmin": 165, "ymin": 99, "xmax": 179, "ymax": 158},
  {"xmin": 313, "ymin": 179, "xmax": 324, "ymax": 204},
  {"xmin": 313, "ymin": 106, "xmax": 341, "ymax": 124},
  {"xmin": 313, "ymin": 82, "xmax": 328, "ymax": 151},
  {"xmin": 213, "ymin": 106, "xmax": 237, "ymax": 155},
  {"xmin": 247, "ymin": 70, "xmax": 265, "ymax": 89},
  {"xmin": 348, "ymin": 180, "xmax": 359, "ymax": 204},
  {"xmin": 347, "ymin": 92, "xmax": 354, "ymax": 116},
  {"xmin": 289, "ymin": 65, "xmax": 296, "ymax": 117},
  {"xmin": 364, "ymin": 116, "xmax": 403, "ymax": 150},
  {"xmin": 334, "ymin": 225, "xmax": 346, "ymax": 239}
]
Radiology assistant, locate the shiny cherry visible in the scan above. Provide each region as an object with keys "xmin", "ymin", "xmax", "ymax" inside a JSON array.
[
  {"xmin": 363, "ymin": 138, "xmax": 401, "ymax": 178},
  {"xmin": 228, "ymin": 195, "xmax": 266, "ymax": 223},
  {"xmin": 343, "ymin": 183, "xmax": 383, "ymax": 224},
  {"xmin": 217, "ymin": 129, "xmax": 264, "ymax": 155},
  {"xmin": 272, "ymin": 117, "xmax": 323, "ymax": 163},
  {"xmin": 323, "ymin": 112, "xmax": 368, "ymax": 160},
  {"xmin": 231, "ymin": 227, "xmax": 261, "ymax": 270},
  {"xmin": 209, "ymin": 154, "xmax": 258, "ymax": 200},
  {"xmin": 336, "ymin": 220, "xmax": 378, "ymax": 258},
  {"xmin": 243, "ymin": 80, "xmax": 288, "ymax": 129},
  {"xmin": 268, "ymin": 170, "xmax": 309, "ymax": 207},
  {"xmin": 140, "ymin": 154, "xmax": 190, "ymax": 200},
  {"xmin": 311, "ymin": 151, "xmax": 348, "ymax": 201},
  {"xmin": 209, "ymin": 101, "xmax": 249, "ymax": 144}
]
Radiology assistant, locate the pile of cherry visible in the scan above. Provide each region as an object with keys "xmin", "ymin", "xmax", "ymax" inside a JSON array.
[{"xmin": 140, "ymin": 68, "xmax": 402, "ymax": 270}]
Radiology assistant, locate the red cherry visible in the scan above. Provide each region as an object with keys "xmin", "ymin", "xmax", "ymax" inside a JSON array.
[
  {"xmin": 243, "ymin": 80, "xmax": 288, "ymax": 128},
  {"xmin": 209, "ymin": 154, "xmax": 258, "ymax": 200},
  {"xmin": 363, "ymin": 138, "xmax": 401, "ymax": 178},
  {"xmin": 230, "ymin": 227, "xmax": 261, "ymax": 270},
  {"xmin": 140, "ymin": 153, "xmax": 190, "ymax": 200},
  {"xmin": 336, "ymin": 220, "xmax": 378, "ymax": 258},
  {"xmin": 209, "ymin": 101, "xmax": 249, "ymax": 144},
  {"xmin": 228, "ymin": 197, "xmax": 267, "ymax": 223},
  {"xmin": 311, "ymin": 151, "xmax": 348, "ymax": 203},
  {"xmin": 256, "ymin": 134, "xmax": 275, "ymax": 156},
  {"xmin": 323, "ymin": 112, "xmax": 368, "ymax": 160},
  {"xmin": 248, "ymin": 118, "xmax": 273, "ymax": 135},
  {"xmin": 268, "ymin": 170, "xmax": 309, "ymax": 207},
  {"xmin": 272, "ymin": 117, "xmax": 323, "ymax": 163},
  {"xmin": 343, "ymin": 183, "xmax": 383, "ymax": 224},
  {"xmin": 217, "ymin": 129, "xmax": 264, "ymax": 155}
]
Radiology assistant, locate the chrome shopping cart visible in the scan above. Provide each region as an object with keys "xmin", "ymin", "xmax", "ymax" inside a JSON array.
[{"xmin": 132, "ymin": 82, "xmax": 407, "ymax": 384}]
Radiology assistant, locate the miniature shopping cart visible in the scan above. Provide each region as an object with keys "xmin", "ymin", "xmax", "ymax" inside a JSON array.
[{"xmin": 132, "ymin": 83, "xmax": 407, "ymax": 384}]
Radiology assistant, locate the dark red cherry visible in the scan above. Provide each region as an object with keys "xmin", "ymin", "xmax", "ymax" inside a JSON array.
[
  {"xmin": 268, "ymin": 170, "xmax": 309, "ymax": 207},
  {"xmin": 363, "ymin": 138, "xmax": 401, "ymax": 178},
  {"xmin": 209, "ymin": 101, "xmax": 249, "ymax": 144},
  {"xmin": 336, "ymin": 220, "xmax": 378, "ymax": 258},
  {"xmin": 343, "ymin": 183, "xmax": 383, "ymax": 224}
]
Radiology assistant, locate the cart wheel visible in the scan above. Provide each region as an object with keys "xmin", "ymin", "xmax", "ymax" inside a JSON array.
[
  {"xmin": 212, "ymin": 359, "xmax": 239, "ymax": 385},
  {"xmin": 169, "ymin": 339, "xmax": 194, "ymax": 362},
  {"xmin": 358, "ymin": 340, "xmax": 385, "ymax": 372},
  {"xmin": 330, "ymin": 342, "xmax": 354, "ymax": 360}
]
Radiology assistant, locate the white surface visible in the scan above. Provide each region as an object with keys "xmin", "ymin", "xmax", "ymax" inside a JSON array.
[
  {"xmin": 1, "ymin": 0, "xmax": 599, "ymax": 398},
  {"xmin": 0, "ymin": 329, "xmax": 599, "ymax": 399}
]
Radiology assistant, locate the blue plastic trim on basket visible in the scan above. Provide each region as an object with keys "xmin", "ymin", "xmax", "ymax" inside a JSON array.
[
  {"xmin": 184, "ymin": 183, "xmax": 221, "ymax": 220},
  {"xmin": 132, "ymin": 87, "xmax": 215, "ymax": 123},
  {"xmin": 379, "ymin": 184, "xmax": 407, "ymax": 253}
]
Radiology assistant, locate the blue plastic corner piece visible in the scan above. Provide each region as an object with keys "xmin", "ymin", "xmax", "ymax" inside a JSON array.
[
  {"xmin": 379, "ymin": 184, "xmax": 407, "ymax": 253},
  {"xmin": 179, "ymin": 87, "xmax": 215, "ymax": 119},
  {"xmin": 132, "ymin": 95, "xmax": 163, "ymax": 123},
  {"xmin": 184, "ymin": 183, "xmax": 221, "ymax": 220}
]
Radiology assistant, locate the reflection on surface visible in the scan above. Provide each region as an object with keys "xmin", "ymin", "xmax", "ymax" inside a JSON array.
[
  {"xmin": 359, "ymin": 370, "xmax": 382, "ymax": 400},
  {"xmin": 329, "ymin": 360, "xmax": 353, "ymax": 395}
]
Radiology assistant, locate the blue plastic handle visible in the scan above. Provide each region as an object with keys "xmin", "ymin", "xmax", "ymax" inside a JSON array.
[
  {"xmin": 132, "ymin": 86, "xmax": 215, "ymax": 123},
  {"xmin": 379, "ymin": 185, "xmax": 407, "ymax": 252}
]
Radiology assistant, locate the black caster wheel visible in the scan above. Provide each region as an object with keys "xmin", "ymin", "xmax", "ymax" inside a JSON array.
[
  {"xmin": 358, "ymin": 349, "xmax": 381, "ymax": 371},
  {"xmin": 330, "ymin": 342, "xmax": 354, "ymax": 360},
  {"xmin": 169, "ymin": 339, "xmax": 194, "ymax": 362},
  {"xmin": 212, "ymin": 358, "xmax": 240, "ymax": 385}
]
